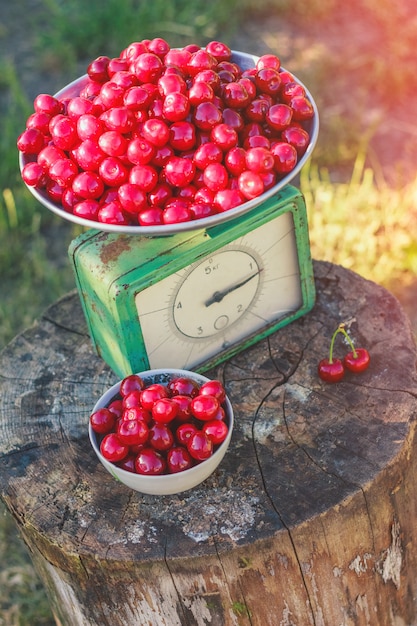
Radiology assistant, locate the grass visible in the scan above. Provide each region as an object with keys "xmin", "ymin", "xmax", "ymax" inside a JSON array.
[
  {"xmin": 0, "ymin": 0, "xmax": 416, "ymax": 624},
  {"xmin": 303, "ymin": 154, "xmax": 417, "ymax": 290}
]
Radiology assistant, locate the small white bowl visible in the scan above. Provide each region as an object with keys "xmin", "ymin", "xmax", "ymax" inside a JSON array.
[{"xmin": 89, "ymin": 368, "xmax": 234, "ymax": 495}]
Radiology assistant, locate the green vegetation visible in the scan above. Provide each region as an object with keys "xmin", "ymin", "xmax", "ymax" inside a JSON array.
[{"xmin": 0, "ymin": 0, "xmax": 415, "ymax": 623}]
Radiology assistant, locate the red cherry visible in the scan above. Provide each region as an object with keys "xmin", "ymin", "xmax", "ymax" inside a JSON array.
[
  {"xmin": 245, "ymin": 146, "xmax": 274, "ymax": 173},
  {"xmin": 265, "ymin": 103, "xmax": 293, "ymax": 131},
  {"xmin": 163, "ymin": 199, "xmax": 193, "ymax": 224},
  {"xmin": 167, "ymin": 446, "xmax": 193, "ymax": 473},
  {"xmin": 193, "ymin": 101, "xmax": 222, "ymax": 131},
  {"xmin": 49, "ymin": 158, "xmax": 78, "ymax": 186},
  {"xmin": 97, "ymin": 201, "xmax": 130, "ymax": 225},
  {"xmin": 128, "ymin": 164, "xmax": 158, "ymax": 192},
  {"xmin": 141, "ymin": 118, "xmax": 170, "ymax": 147},
  {"xmin": 90, "ymin": 408, "xmax": 116, "ymax": 434},
  {"xmin": 99, "ymin": 157, "xmax": 129, "ymax": 187},
  {"xmin": 49, "ymin": 115, "xmax": 78, "ymax": 150},
  {"xmin": 123, "ymin": 85, "xmax": 152, "ymax": 110},
  {"xmin": 158, "ymin": 72, "xmax": 187, "ymax": 97},
  {"xmin": 117, "ymin": 454, "xmax": 137, "ymax": 473},
  {"xmin": 256, "ymin": 54, "xmax": 281, "ymax": 72},
  {"xmin": 149, "ymin": 422, "xmax": 175, "ymax": 450},
  {"xmin": 100, "ymin": 82, "xmax": 125, "ymax": 108},
  {"xmin": 74, "ymin": 139, "xmax": 105, "ymax": 171},
  {"xmin": 127, "ymin": 137, "xmax": 156, "ymax": 165},
  {"xmin": 77, "ymin": 114, "xmax": 105, "ymax": 141},
  {"xmin": 222, "ymin": 81, "xmax": 251, "ymax": 109},
  {"xmin": 289, "ymin": 95, "xmax": 315, "ymax": 121},
  {"xmin": 87, "ymin": 55, "xmax": 110, "ymax": 82},
  {"xmin": 21, "ymin": 162, "xmax": 47, "ymax": 187},
  {"xmin": 214, "ymin": 188, "xmax": 244, "ymax": 212},
  {"xmin": 17, "ymin": 128, "xmax": 45, "ymax": 154},
  {"xmin": 205, "ymin": 40, "xmax": 231, "ymax": 62},
  {"xmin": 190, "ymin": 394, "xmax": 220, "ymax": 421},
  {"xmin": 34, "ymin": 93, "xmax": 63, "ymax": 116},
  {"xmin": 317, "ymin": 358, "xmax": 345, "ymax": 383},
  {"xmin": 118, "ymin": 183, "xmax": 147, "ymax": 214},
  {"xmin": 117, "ymin": 418, "xmax": 149, "ymax": 446},
  {"xmin": 163, "ymin": 47, "xmax": 192, "ymax": 70},
  {"xmin": 190, "ymin": 201, "xmax": 216, "ymax": 219},
  {"xmin": 225, "ymin": 146, "xmax": 247, "ymax": 176},
  {"xmin": 100, "ymin": 433, "xmax": 129, "ymax": 462},
  {"xmin": 132, "ymin": 52, "xmax": 163, "ymax": 83},
  {"xmin": 138, "ymin": 207, "xmax": 164, "ymax": 226},
  {"xmin": 199, "ymin": 380, "xmax": 226, "ymax": 403},
  {"xmin": 121, "ymin": 390, "xmax": 142, "ymax": 409},
  {"xmin": 73, "ymin": 199, "xmax": 100, "ymax": 220},
  {"xmin": 210, "ymin": 123, "xmax": 238, "ymax": 151},
  {"xmin": 187, "ymin": 430, "xmax": 213, "ymax": 461},
  {"xmin": 176, "ymin": 423, "xmax": 198, "ymax": 446},
  {"xmin": 108, "ymin": 399, "xmax": 124, "ymax": 419},
  {"xmin": 163, "ymin": 92, "xmax": 190, "ymax": 122},
  {"xmin": 164, "ymin": 156, "xmax": 196, "ymax": 188},
  {"xmin": 193, "ymin": 69, "xmax": 221, "ymax": 94},
  {"xmin": 167, "ymin": 377, "xmax": 200, "ymax": 397},
  {"xmin": 140, "ymin": 383, "xmax": 169, "ymax": 410},
  {"xmin": 238, "ymin": 170, "xmax": 264, "ymax": 200},
  {"xmin": 203, "ymin": 162, "xmax": 228, "ymax": 192},
  {"xmin": 67, "ymin": 96, "xmax": 96, "ymax": 118},
  {"xmin": 202, "ymin": 419, "xmax": 229, "ymax": 445},
  {"xmin": 244, "ymin": 97, "xmax": 270, "ymax": 123},
  {"xmin": 120, "ymin": 374, "xmax": 145, "ymax": 396},
  {"xmin": 281, "ymin": 126, "xmax": 310, "ymax": 155},
  {"xmin": 343, "ymin": 348, "xmax": 370, "ymax": 373},
  {"xmin": 168, "ymin": 121, "xmax": 196, "ymax": 152},
  {"xmin": 193, "ymin": 142, "xmax": 223, "ymax": 169},
  {"xmin": 72, "ymin": 171, "xmax": 104, "ymax": 199},
  {"xmin": 280, "ymin": 81, "xmax": 306, "ymax": 104},
  {"xmin": 151, "ymin": 398, "xmax": 179, "ymax": 424},
  {"xmin": 170, "ymin": 395, "xmax": 193, "ymax": 422},
  {"xmin": 148, "ymin": 37, "xmax": 170, "ymax": 58},
  {"xmin": 122, "ymin": 406, "xmax": 152, "ymax": 425},
  {"xmin": 270, "ymin": 142, "xmax": 298, "ymax": 174},
  {"xmin": 26, "ymin": 111, "xmax": 52, "ymax": 134},
  {"xmin": 187, "ymin": 49, "xmax": 217, "ymax": 77},
  {"xmin": 188, "ymin": 81, "xmax": 215, "ymax": 106},
  {"xmin": 255, "ymin": 68, "xmax": 282, "ymax": 96},
  {"xmin": 135, "ymin": 448, "xmax": 166, "ymax": 475}
]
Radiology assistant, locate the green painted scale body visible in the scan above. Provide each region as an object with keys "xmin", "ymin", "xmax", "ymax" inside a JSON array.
[{"xmin": 69, "ymin": 185, "xmax": 315, "ymax": 377}]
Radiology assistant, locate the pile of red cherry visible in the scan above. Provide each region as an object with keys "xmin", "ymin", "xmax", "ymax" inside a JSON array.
[
  {"xmin": 90, "ymin": 373, "xmax": 229, "ymax": 475},
  {"xmin": 17, "ymin": 38, "xmax": 315, "ymax": 227}
]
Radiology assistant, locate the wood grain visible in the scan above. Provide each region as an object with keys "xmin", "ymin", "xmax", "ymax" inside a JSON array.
[{"xmin": 1, "ymin": 260, "xmax": 417, "ymax": 626}]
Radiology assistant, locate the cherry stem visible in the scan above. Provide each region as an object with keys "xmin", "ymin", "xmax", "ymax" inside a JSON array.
[{"xmin": 328, "ymin": 323, "xmax": 358, "ymax": 363}]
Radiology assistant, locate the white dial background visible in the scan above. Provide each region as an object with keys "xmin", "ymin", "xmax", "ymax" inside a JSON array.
[{"xmin": 135, "ymin": 210, "xmax": 302, "ymax": 370}]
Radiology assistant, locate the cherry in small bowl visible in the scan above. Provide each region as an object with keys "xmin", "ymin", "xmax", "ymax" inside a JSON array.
[{"xmin": 88, "ymin": 368, "xmax": 234, "ymax": 495}]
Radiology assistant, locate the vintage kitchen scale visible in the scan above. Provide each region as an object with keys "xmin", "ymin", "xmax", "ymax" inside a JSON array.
[{"xmin": 20, "ymin": 51, "xmax": 319, "ymax": 377}]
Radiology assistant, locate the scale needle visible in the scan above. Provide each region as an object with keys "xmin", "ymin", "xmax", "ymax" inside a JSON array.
[{"xmin": 204, "ymin": 270, "xmax": 261, "ymax": 307}]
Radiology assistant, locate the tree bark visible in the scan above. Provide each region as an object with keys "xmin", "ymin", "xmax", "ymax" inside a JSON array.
[{"xmin": 1, "ymin": 260, "xmax": 417, "ymax": 626}]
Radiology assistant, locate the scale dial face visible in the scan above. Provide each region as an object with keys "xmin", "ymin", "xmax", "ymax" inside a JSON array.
[
  {"xmin": 173, "ymin": 249, "xmax": 261, "ymax": 339},
  {"xmin": 135, "ymin": 210, "xmax": 302, "ymax": 370}
]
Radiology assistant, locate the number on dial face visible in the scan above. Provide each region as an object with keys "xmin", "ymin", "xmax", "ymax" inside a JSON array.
[{"xmin": 134, "ymin": 210, "xmax": 302, "ymax": 370}]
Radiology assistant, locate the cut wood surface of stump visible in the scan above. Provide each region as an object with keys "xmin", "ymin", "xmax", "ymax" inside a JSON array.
[{"xmin": 1, "ymin": 260, "xmax": 417, "ymax": 626}]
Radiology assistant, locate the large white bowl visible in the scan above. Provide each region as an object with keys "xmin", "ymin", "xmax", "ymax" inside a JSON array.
[
  {"xmin": 88, "ymin": 368, "xmax": 234, "ymax": 495},
  {"xmin": 20, "ymin": 50, "xmax": 319, "ymax": 236}
]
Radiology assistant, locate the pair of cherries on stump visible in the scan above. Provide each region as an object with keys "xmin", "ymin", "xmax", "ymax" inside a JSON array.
[{"xmin": 318, "ymin": 323, "xmax": 370, "ymax": 383}]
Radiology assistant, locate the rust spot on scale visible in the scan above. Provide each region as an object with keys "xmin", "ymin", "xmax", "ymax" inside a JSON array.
[{"xmin": 99, "ymin": 236, "xmax": 132, "ymax": 265}]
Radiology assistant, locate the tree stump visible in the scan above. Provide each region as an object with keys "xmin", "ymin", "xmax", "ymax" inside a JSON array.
[{"xmin": 1, "ymin": 260, "xmax": 417, "ymax": 626}]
